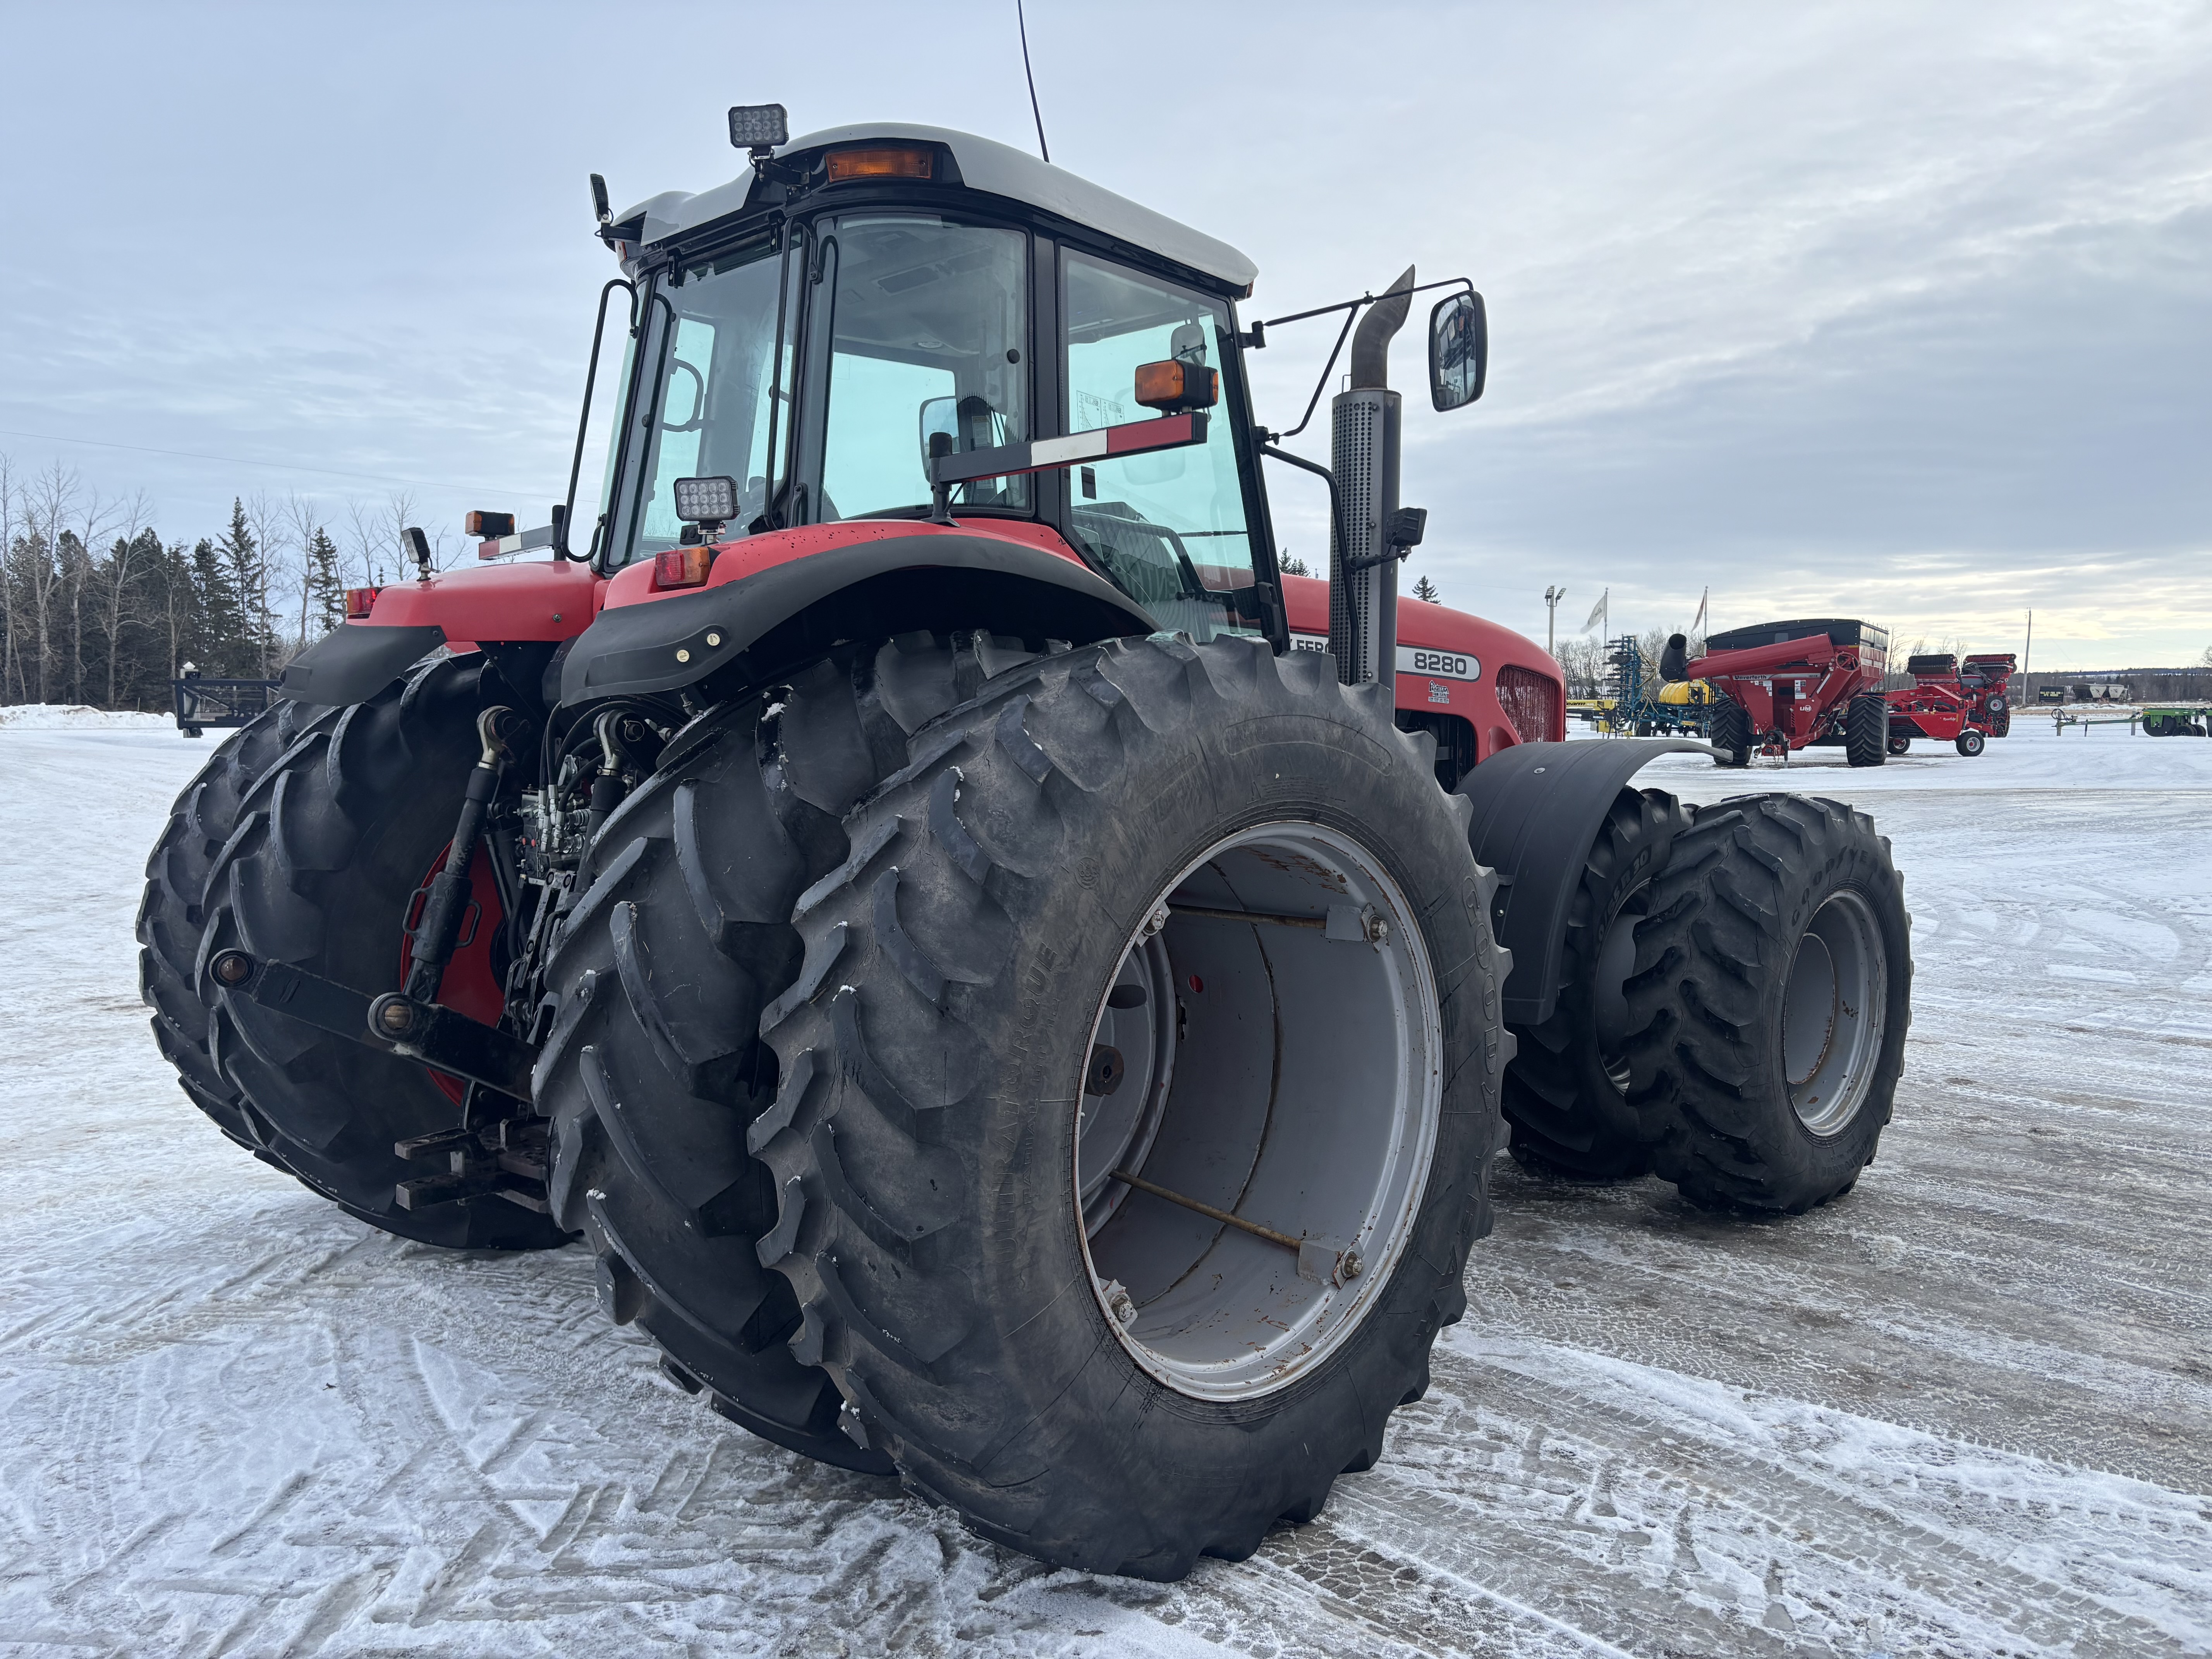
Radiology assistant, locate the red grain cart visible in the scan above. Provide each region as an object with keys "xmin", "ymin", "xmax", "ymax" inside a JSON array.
[
  {"xmin": 1884, "ymin": 652, "xmax": 2013, "ymax": 757},
  {"xmin": 1660, "ymin": 618, "xmax": 1892, "ymax": 768}
]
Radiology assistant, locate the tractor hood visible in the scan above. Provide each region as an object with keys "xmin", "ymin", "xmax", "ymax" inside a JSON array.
[{"xmin": 609, "ymin": 123, "xmax": 1259, "ymax": 294}]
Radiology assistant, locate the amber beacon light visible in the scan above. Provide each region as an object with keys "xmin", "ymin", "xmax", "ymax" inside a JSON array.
[{"xmin": 826, "ymin": 145, "xmax": 933, "ymax": 182}]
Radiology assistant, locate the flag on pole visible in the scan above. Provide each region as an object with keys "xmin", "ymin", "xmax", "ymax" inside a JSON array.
[
  {"xmin": 1692, "ymin": 586, "xmax": 1707, "ymax": 634},
  {"xmin": 1581, "ymin": 588, "xmax": 1609, "ymax": 633}
]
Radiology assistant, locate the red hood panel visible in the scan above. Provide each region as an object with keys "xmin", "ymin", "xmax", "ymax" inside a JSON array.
[
  {"xmin": 1279, "ymin": 573, "xmax": 1559, "ymax": 680},
  {"xmin": 367, "ymin": 560, "xmax": 605, "ymax": 640}
]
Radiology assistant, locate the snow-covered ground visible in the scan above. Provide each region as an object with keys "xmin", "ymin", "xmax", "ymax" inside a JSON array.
[{"xmin": 3, "ymin": 712, "xmax": 2208, "ymax": 1657}]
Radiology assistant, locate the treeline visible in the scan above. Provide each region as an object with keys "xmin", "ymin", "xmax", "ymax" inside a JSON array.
[{"xmin": 1, "ymin": 456, "xmax": 447, "ymax": 711}]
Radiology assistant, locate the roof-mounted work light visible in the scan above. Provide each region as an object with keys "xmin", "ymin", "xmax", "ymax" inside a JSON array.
[{"xmin": 728, "ymin": 103, "xmax": 789, "ymax": 153}]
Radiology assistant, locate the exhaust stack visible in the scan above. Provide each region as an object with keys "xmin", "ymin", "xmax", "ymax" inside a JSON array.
[{"xmin": 1328, "ymin": 266, "xmax": 1414, "ymax": 689}]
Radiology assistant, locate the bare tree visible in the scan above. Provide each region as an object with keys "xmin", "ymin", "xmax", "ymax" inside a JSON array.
[
  {"xmin": 92, "ymin": 489, "xmax": 155, "ymax": 706},
  {"xmin": 283, "ymin": 492, "xmax": 326, "ymax": 652},
  {"xmin": 10, "ymin": 462, "xmax": 83, "ymax": 704},
  {"xmin": 0, "ymin": 454, "xmax": 19, "ymax": 702},
  {"xmin": 245, "ymin": 491, "xmax": 292, "ymax": 678}
]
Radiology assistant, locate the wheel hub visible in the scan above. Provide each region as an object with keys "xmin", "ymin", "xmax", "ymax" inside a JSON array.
[{"xmin": 1074, "ymin": 822, "xmax": 1442, "ymax": 1401}]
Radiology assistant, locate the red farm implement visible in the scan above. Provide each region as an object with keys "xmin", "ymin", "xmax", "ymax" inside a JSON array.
[
  {"xmin": 1660, "ymin": 618, "xmax": 1892, "ymax": 768},
  {"xmin": 1884, "ymin": 652, "xmax": 2014, "ymax": 756}
]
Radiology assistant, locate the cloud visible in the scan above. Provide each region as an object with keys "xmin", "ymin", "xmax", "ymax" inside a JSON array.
[{"xmin": 0, "ymin": 0, "xmax": 2205, "ymax": 669}]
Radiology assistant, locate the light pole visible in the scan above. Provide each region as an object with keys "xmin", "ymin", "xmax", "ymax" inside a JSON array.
[{"xmin": 1544, "ymin": 585, "xmax": 1565, "ymax": 658}]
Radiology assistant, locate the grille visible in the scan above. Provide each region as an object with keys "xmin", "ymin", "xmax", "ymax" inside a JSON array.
[{"xmin": 1496, "ymin": 663, "xmax": 1562, "ymax": 745}]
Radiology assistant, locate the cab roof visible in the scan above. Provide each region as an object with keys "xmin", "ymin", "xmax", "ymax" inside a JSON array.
[{"xmin": 612, "ymin": 122, "xmax": 1259, "ymax": 294}]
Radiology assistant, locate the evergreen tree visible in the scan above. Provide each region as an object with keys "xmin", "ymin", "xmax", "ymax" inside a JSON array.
[
  {"xmin": 307, "ymin": 526, "xmax": 346, "ymax": 636},
  {"xmin": 190, "ymin": 536, "xmax": 238, "ymax": 674},
  {"xmin": 1412, "ymin": 573, "xmax": 1440, "ymax": 603},
  {"xmin": 217, "ymin": 497, "xmax": 273, "ymax": 676},
  {"xmin": 1278, "ymin": 552, "xmax": 1311, "ymax": 576}
]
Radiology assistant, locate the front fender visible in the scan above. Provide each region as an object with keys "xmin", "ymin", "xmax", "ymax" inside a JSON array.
[
  {"xmin": 560, "ymin": 533, "xmax": 1156, "ymax": 705},
  {"xmin": 278, "ymin": 623, "xmax": 446, "ymax": 705},
  {"xmin": 1456, "ymin": 738, "xmax": 1712, "ymax": 1025}
]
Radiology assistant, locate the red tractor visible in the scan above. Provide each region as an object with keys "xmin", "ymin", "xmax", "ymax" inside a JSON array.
[
  {"xmin": 140, "ymin": 113, "xmax": 1911, "ymax": 1579},
  {"xmin": 1884, "ymin": 651, "xmax": 2014, "ymax": 756},
  {"xmin": 1660, "ymin": 618, "xmax": 1893, "ymax": 768}
]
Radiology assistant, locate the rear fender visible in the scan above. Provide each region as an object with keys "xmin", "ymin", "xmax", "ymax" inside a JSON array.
[
  {"xmin": 559, "ymin": 534, "xmax": 1155, "ymax": 705},
  {"xmin": 1456, "ymin": 738, "xmax": 1711, "ymax": 1025}
]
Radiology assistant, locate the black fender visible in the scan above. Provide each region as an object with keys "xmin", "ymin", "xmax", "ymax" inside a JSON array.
[
  {"xmin": 278, "ymin": 623, "xmax": 445, "ymax": 706},
  {"xmin": 560, "ymin": 535, "xmax": 1156, "ymax": 706},
  {"xmin": 1455, "ymin": 738, "xmax": 1712, "ymax": 1025}
]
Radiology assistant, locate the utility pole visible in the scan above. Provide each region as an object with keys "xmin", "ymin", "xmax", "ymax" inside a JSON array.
[{"xmin": 1544, "ymin": 585, "xmax": 1564, "ymax": 658}]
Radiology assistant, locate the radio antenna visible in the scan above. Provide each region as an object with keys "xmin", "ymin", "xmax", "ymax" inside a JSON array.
[{"xmin": 1018, "ymin": 0, "xmax": 1050, "ymax": 163}]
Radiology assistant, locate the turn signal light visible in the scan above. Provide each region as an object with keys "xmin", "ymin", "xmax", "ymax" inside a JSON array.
[
  {"xmin": 344, "ymin": 586, "xmax": 380, "ymax": 619},
  {"xmin": 1133, "ymin": 358, "xmax": 1219, "ymax": 413},
  {"xmin": 825, "ymin": 145, "xmax": 933, "ymax": 182},
  {"xmin": 654, "ymin": 544, "xmax": 712, "ymax": 589}
]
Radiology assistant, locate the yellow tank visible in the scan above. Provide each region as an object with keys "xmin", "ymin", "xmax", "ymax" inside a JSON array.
[{"xmin": 1657, "ymin": 679, "xmax": 1710, "ymax": 707}]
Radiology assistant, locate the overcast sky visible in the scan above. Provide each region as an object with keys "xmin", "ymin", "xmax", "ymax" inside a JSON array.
[{"xmin": 3, "ymin": 1, "xmax": 2206, "ymax": 669}]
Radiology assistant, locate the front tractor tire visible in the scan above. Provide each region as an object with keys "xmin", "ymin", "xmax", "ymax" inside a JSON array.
[
  {"xmin": 1621, "ymin": 793, "xmax": 1911, "ymax": 1212},
  {"xmin": 137, "ymin": 658, "xmax": 568, "ymax": 1249},
  {"xmin": 1956, "ymin": 727, "xmax": 1987, "ymax": 757},
  {"xmin": 738, "ymin": 635, "xmax": 1506, "ymax": 1578}
]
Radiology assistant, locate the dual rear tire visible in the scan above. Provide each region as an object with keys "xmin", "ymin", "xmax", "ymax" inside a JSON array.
[{"xmin": 541, "ymin": 633, "xmax": 1510, "ymax": 1575}]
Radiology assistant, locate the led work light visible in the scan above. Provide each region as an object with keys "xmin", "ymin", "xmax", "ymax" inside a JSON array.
[
  {"xmin": 672, "ymin": 475, "xmax": 738, "ymax": 526},
  {"xmin": 728, "ymin": 104, "xmax": 789, "ymax": 151}
]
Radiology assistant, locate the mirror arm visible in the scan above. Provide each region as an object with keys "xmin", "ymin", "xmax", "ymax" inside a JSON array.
[
  {"xmin": 1258, "ymin": 445, "xmax": 1349, "ymax": 578},
  {"xmin": 558, "ymin": 278, "xmax": 638, "ymax": 560}
]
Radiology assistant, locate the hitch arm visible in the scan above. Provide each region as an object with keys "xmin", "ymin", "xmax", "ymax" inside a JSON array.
[{"xmin": 209, "ymin": 949, "xmax": 536, "ymax": 1103}]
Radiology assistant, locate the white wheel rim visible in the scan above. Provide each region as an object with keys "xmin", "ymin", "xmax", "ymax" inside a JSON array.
[
  {"xmin": 1073, "ymin": 821, "xmax": 1443, "ymax": 1401},
  {"xmin": 1783, "ymin": 890, "xmax": 1887, "ymax": 1136}
]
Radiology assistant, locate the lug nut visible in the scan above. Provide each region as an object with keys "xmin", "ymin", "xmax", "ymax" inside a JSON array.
[
  {"xmin": 1339, "ymin": 1249, "xmax": 1364, "ymax": 1282},
  {"xmin": 1103, "ymin": 1279, "xmax": 1137, "ymax": 1328},
  {"xmin": 1365, "ymin": 915, "xmax": 1391, "ymax": 946}
]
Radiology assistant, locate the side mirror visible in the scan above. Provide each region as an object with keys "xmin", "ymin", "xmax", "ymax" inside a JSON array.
[
  {"xmin": 919, "ymin": 395, "xmax": 1010, "ymax": 469},
  {"xmin": 919, "ymin": 396, "xmax": 960, "ymax": 469},
  {"xmin": 1428, "ymin": 291, "xmax": 1487, "ymax": 412}
]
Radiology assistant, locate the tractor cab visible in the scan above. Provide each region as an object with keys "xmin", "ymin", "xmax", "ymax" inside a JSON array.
[{"xmin": 589, "ymin": 122, "xmax": 1276, "ymax": 646}]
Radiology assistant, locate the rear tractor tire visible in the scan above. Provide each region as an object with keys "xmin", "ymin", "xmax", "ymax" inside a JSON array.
[
  {"xmin": 1956, "ymin": 727, "xmax": 1986, "ymax": 757},
  {"xmin": 1709, "ymin": 696, "xmax": 1752, "ymax": 767},
  {"xmin": 1844, "ymin": 692, "xmax": 1887, "ymax": 768},
  {"xmin": 1621, "ymin": 793, "xmax": 1910, "ymax": 1213},
  {"xmin": 137, "ymin": 656, "xmax": 568, "ymax": 1250},
  {"xmin": 1501, "ymin": 786, "xmax": 1690, "ymax": 1183},
  {"xmin": 744, "ymin": 635, "xmax": 1506, "ymax": 1578},
  {"xmin": 536, "ymin": 631, "xmax": 1044, "ymax": 1474}
]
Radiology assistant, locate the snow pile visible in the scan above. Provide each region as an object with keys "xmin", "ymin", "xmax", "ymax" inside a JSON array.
[
  {"xmin": 2, "ymin": 716, "xmax": 2207, "ymax": 1656},
  {"xmin": 0, "ymin": 702, "xmax": 173, "ymax": 730}
]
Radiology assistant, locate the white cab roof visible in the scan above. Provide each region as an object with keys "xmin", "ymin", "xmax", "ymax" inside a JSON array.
[{"xmin": 614, "ymin": 123, "xmax": 1258, "ymax": 293}]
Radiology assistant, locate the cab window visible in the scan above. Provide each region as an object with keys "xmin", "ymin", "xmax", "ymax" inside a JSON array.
[
  {"xmin": 1062, "ymin": 252, "xmax": 1257, "ymax": 639},
  {"xmin": 813, "ymin": 216, "xmax": 1030, "ymax": 519},
  {"xmin": 623, "ymin": 239, "xmax": 795, "ymax": 564}
]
